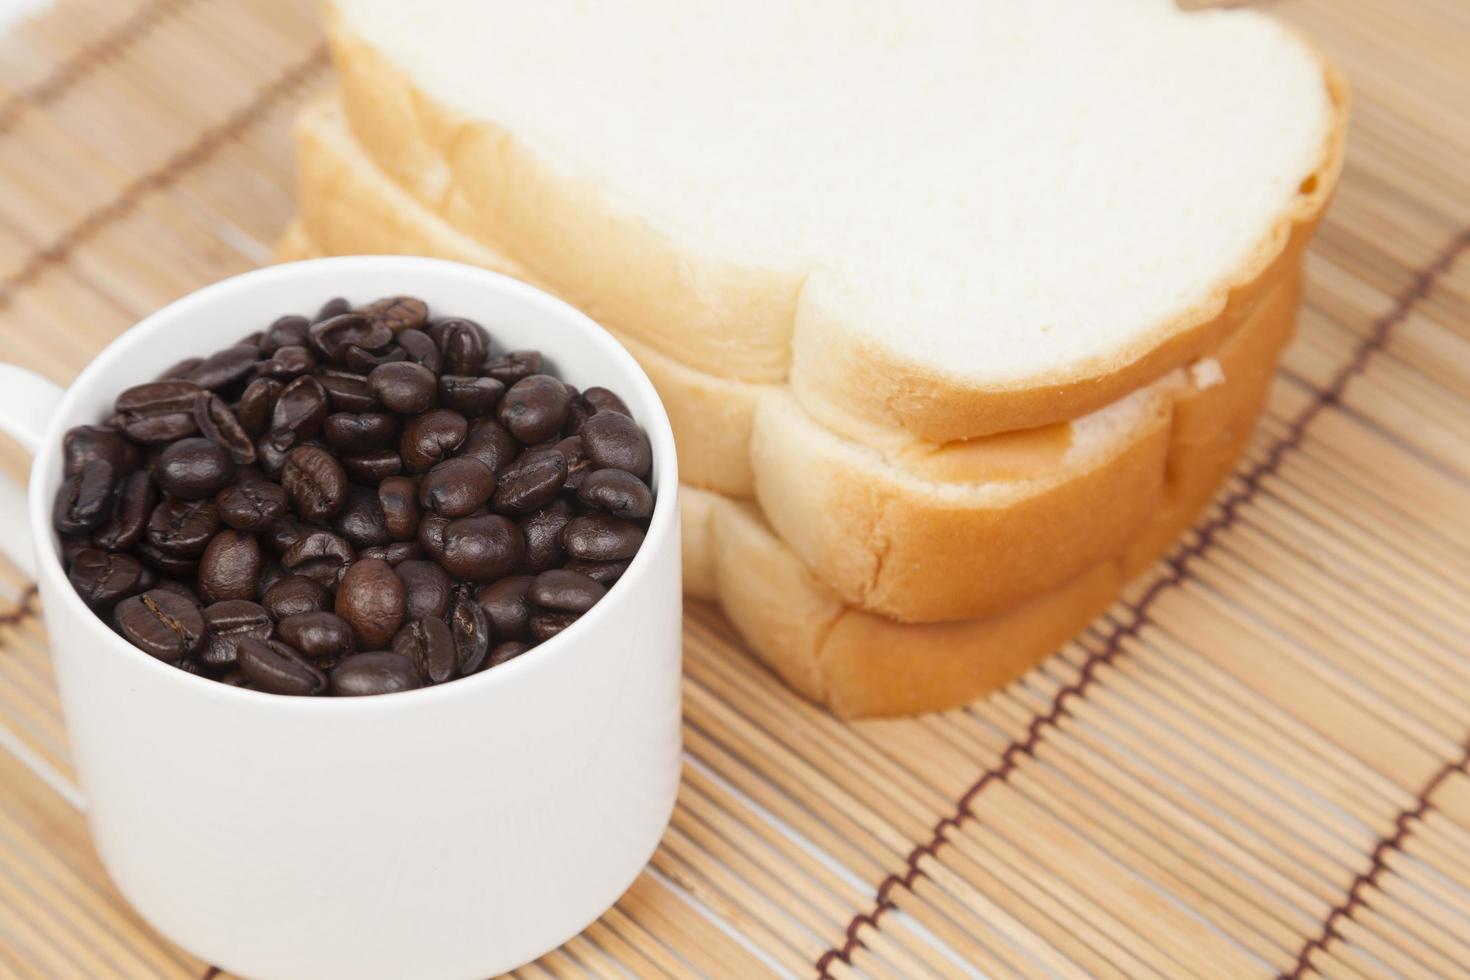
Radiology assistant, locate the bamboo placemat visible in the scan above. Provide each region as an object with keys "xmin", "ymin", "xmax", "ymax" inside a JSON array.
[{"xmin": 0, "ymin": 0, "xmax": 1467, "ymax": 976}]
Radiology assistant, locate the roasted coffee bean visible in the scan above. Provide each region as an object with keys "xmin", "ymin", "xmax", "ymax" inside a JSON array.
[
  {"xmin": 264, "ymin": 315, "xmax": 311, "ymax": 352},
  {"xmin": 359, "ymin": 542, "xmax": 422, "ymax": 564},
  {"xmin": 313, "ymin": 299, "xmax": 350, "ymax": 325},
  {"xmin": 238, "ymin": 638, "xmax": 326, "ymax": 696},
  {"xmin": 60, "ymin": 534, "xmax": 92, "ymax": 567},
  {"xmin": 186, "ymin": 344, "xmax": 259, "ymax": 391},
  {"xmin": 529, "ymin": 610, "xmax": 580, "ymax": 642},
  {"xmin": 491, "ymin": 448, "xmax": 566, "ymax": 515},
  {"xmin": 197, "ymin": 529, "xmax": 263, "ymax": 603},
  {"xmin": 282, "ymin": 445, "xmax": 349, "ymax": 521},
  {"xmin": 580, "ymin": 411, "xmax": 652, "ymax": 477},
  {"xmin": 257, "ymin": 562, "xmax": 287, "ymax": 596},
  {"xmin": 392, "ymin": 616, "xmax": 456, "ymax": 684},
  {"xmin": 476, "ymin": 574, "xmax": 533, "ymax": 640},
  {"xmin": 220, "ymin": 671, "xmax": 251, "ymax": 688},
  {"xmin": 554, "ymin": 435, "xmax": 591, "ymax": 492},
  {"xmin": 563, "ymin": 390, "xmax": 594, "ymax": 436},
  {"xmin": 263, "ymin": 513, "xmax": 308, "ymax": 557},
  {"xmin": 115, "ymin": 381, "xmax": 201, "ymax": 442},
  {"xmin": 333, "ymin": 486, "xmax": 392, "ymax": 548},
  {"xmin": 323, "ymin": 412, "xmax": 397, "ymax": 453},
  {"xmin": 482, "ymin": 350, "xmax": 542, "ymax": 385},
  {"xmin": 216, "ymin": 480, "xmax": 288, "ymax": 532},
  {"xmin": 258, "ymin": 344, "xmax": 315, "ymax": 379},
  {"xmin": 137, "ymin": 541, "xmax": 198, "ymax": 577},
  {"xmin": 330, "ymin": 652, "xmax": 420, "ymax": 696},
  {"xmin": 396, "ymin": 329, "xmax": 441, "ymax": 373},
  {"xmin": 343, "ymin": 344, "xmax": 408, "ymax": 373},
  {"xmin": 52, "ymin": 459, "xmax": 115, "ymax": 535},
  {"xmin": 157, "ymin": 437, "xmax": 236, "ymax": 499},
  {"xmin": 497, "ymin": 375, "xmax": 572, "ymax": 444},
  {"xmin": 400, "ymin": 409, "xmax": 467, "ymax": 473},
  {"xmin": 336, "ymin": 558, "xmax": 406, "ymax": 649},
  {"xmin": 561, "ymin": 514, "xmax": 645, "ymax": 561},
  {"xmin": 433, "ymin": 318, "xmax": 488, "ymax": 375},
  {"xmin": 438, "ymin": 375, "xmax": 504, "ymax": 417},
  {"xmin": 577, "ymin": 467, "xmax": 654, "ymax": 519},
  {"xmin": 282, "ymin": 529, "xmax": 355, "ymax": 573},
  {"xmin": 277, "ymin": 611, "xmax": 354, "ymax": 660},
  {"xmin": 441, "ymin": 514, "xmax": 525, "ymax": 582},
  {"xmin": 489, "ymin": 640, "xmax": 531, "ymax": 666},
  {"xmin": 358, "ymin": 295, "xmax": 428, "ymax": 334},
  {"xmin": 158, "ymin": 357, "xmax": 203, "ymax": 380},
  {"xmin": 458, "ymin": 418, "xmax": 517, "ymax": 474},
  {"xmin": 449, "ymin": 591, "xmax": 492, "ymax": 674},
  {"xmin": 115, "ymin": 589, "xmax": 206, "ymax": 661},
  {"xmin": 236, "ymin": 378, "xmax": 280, "ymax": 437},
  {"xmin": 198, "ymin": 600, "xmax": 272, "ymax": 672},
  {"xmin": 418, "ymin": 513, "xmax": 450, "ymax": 564},
  {"xmin": 342, "ymin": 450, "xmax": 404, "ymax": 484},
  {"xmin": 309, "ymin": 313, "xmax": 391, "ymax": 363},
  {"xmin": 261, "ymin": 574, "xmax": 331, "ymax": 619},
  {"xmin": 269, "ymin": 375, "xmax": 328, "ymax": 449},
  {"xmin": 520, "ymin": 498, "xmax": 574, "ymax": 573},
  {"xmin": 318, "ymin": 372, "xmax": 379, "ymax": 414},
  {"xmin": 563, "ymin": 557, "xmax": 632, "ymax": 586},
  {"xmin": 395, "ymin": 559, "xmax": 453, "ymax": 621},
  {"xmin": 194, "ymin": 392, "xmax": 257, "ymax": 464},
  {"xmin": 530, "ymin": 568, "xmax": 606, "ymax": 613},
  {"xmin": 420, "ymin": 457, "xmax": 496, "ymax": 518},
  {"xmin": 377, "ymin": 476, "xmax": 420, "ymax": 541},
  {"xmin": 68, "ymin": 549, "xmax": 148, "ymax": 608},
  {"xmin": 63, "ymin": 425, "xmax": 139, "ymax": 477},
  {"xmin": 93, "ymin": 470, "xmax": 156, "ymax": 551},
  {"xmin": 582, "ymin": 387, "xmax": 631, "ymax": 417},
  {"xmin": 152, "ymin": 579, "xmax": 205, "ymax": 610},
  {"xmin": 368, "ymin": 361, "xmax": 437, "ymax": 414}
]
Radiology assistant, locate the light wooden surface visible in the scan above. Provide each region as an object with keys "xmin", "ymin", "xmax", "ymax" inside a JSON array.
[{"xmin": 0, "ymin": 0, "xmax": 1467, "ymax": 976}]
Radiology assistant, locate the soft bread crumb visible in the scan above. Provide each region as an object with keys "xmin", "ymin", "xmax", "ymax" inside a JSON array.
[{"xmin": 1191, "ymin": 358, "xmax": 1226, "ymax": 391}]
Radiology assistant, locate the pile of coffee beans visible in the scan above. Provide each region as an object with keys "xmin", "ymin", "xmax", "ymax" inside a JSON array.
[{"xmin": 54, "ymin": 295, "xmax": 655, "ymax": 696}]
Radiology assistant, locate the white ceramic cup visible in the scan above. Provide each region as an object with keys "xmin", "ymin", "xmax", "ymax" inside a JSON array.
[{"xmin": 0, "ymin": 256, "xmax": 682, "ymax": 980}]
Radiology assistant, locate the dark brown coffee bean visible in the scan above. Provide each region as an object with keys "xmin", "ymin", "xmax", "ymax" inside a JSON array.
[
  {"xmin": 59, "ymin": 534, "xmax": 92, "ymax": 567},
  {"xmin": 563, "ymin": 557, "xmax": 632, "ymax": 586},
  {"xmin": 282, "ymin": 445, "xmax": 348, "ymax": 521},
  {"xmin": 318, "ymin": 372, "xmax": 379, "ymax": 414},
  {"xmin": 342, "ymin": 450, "xmax": 403, "ymax": 484},
  {"xmin": 449, "ymin": 591, "xmax": 492, "ymax": 674},
  {"xmin": 489, "ymin": 641, "xmax": 531, "ymax": 666},
  {"xmin": 530, "ymin": 569, "xmax": 606, "ymax": 613},
  {"xmin": 269, "ymin": 375, "xmax": 328, "ymax": 449},
  {"xmin": 68, "ymin": 549, "xmax": 148, "ymax": 609},
  {"xmin": 238, "ymin": 638, "xmax": 326, "ymax": 696},
  {"xmin": 368, "ymin": 361, "xmax": 438, "ymax": 414},
  {"xmin": 263, "ymin": 514, "xmax": 308, "ymax": 557},
  {"xmin": 93, "ymin": 470, "xmax": 156, "ymax": 551},
  {"xmin": 336, "ymin": 558, "xmax": 406, "ymax": 650},
  {"xmin": 529, "ymin": 610, "xmax": 580, "ymax": 642},
  {"xmin": 482, "ymin": 350, "xmax": 542, "ymax": 385},
  {"xmin": 577, "ymin": 467, "xmax": 654, "ymax": 519},
  {"xmin": 63, "ymin": 425, "xmax": 139, "ymax": 477},
  {"xmin": 431, "ymin": 318, "xmax": 489, "ymax": 375},
  {"xmin": 282, "ymin": 529, "xmax": 355, "ymax": 573},
  {"xmin": 236, "ymin": 378, "xmax": 280, "ymax": 437},
  {"xmin": 330, "ymin": 652, "xmax": 420, "ymax": 696},
  {"xmin": 152, "ymin": 579, "xmax": 204, "ymax": 610},
  {"xmin": 52, "ymin": 458, "xmax": 113, "ymax": 535},
  {"xmin": 216, "ymin": 480, "xmax": 288, "ymax": 532},
  {"xmin": 580, "ymin": 411, "xmax": 653, "ymax": 477},
  {"xmin": 197, "ymin": 529, "xmax": 263, "ymax": 603},
  {"xmin": 333, "ymin": 487, "xmax": 391, "ymax": 548},
  {"xmin": 115, "ymin": 381, "xmax": 201, "ymax": 442},
  {"xmin": 562, "ymin": 514, "xmax": 645, "ymax": 561},
  {"xmin": 343, "ymin": 344, "xmax": 408, "ymax": 373},
  {"xmin": 158, "ymin": 357, "xmax": 202, "ymax": 381},
  {"xmin": 563, "ymin": 390, "xmax": 594, "ymax": 436},
  {"xmin": 520, "ymin": 498, "xmax": 574, "ymax": 573},
  {"xmin": 309, "ymin": 313, "xmax": 391, "ymax": 363},
  {"xmin": 400, "ymin": 409, "xmax": 467, "ymax": 473},
  {"xmin": 359, "ymin": 541, "xmax": 422, "ymax": 565},
  {"xmin": 393, "ymin": 616, "xmax": 457, "ymax": 685},
  {"xmin": 441, "ymin": 515, "xmax": 525, "ymax": 582},
  {"xmin": 491, "ymin": 448, "xmax": 566, "ymax": 516},
  {"xmin": 396, "ymin": 329, "xmax": 441, "ymax": 373},
  {"xmin": 277, "ymin": 611, "xmax": 354, "ymax": 660},
  {"xmin": 194, "ymin": 392, "xmax": 257, "ymax": 464},
  {"xmin": 137, "ymin": 542, "xmax": 198, "ymax": 578},
  {"xmin": 438, "ymin": 375, "xmax": 504, "ymax": 417},
  {"xmin": 323, "ymin": 412, "xmax": 397, "ymax": 453},
  {"xmin": 264, "ymin": 315, "xmax": 311, "ymax": 352},
  {"xmin": 157, "ymin": 437, "xmax": 236, "ymax": 499},
  {"xmin": 476, "ymin": 575, "xmax": 533, "ymax": 640},
  {"xmin": 115, "ymin": 589, "xmax": 207, "ymax": 661},
  {"xmin": 313, "ymin": 299, "xmax": 350, "ymax": 325},
  {"xmin": 554, "ymin": 435, "xmax": 591, "ymax": 492},
  {"xmin": 419, "ymin": 457, "xmax": 496, "ymax": 518},
  {"xmin": 583, "ymin": 387, "xmax": 631, "ymax": 417},
  {"xmin": 145, "ymin": 497, "xmax": 220, "ymax": 557},
  {"xmin": 262, "ymin": 574, "xmax": 330, "ymax": 619},
  {"xmin": 377, "ymin": 476, "xmax": 420, "ymax": 541},
  {"xmin": 458, "ymin": 418, "xmax": 518, "ymax": 474},
  {"xmin": 186, "ymin": 344, "xmax": 259, "ymax": 391},
  {"xmin": 396, "ymin": 559, "xmax": 452, "ymax": 621},
  {"xmin": 418, "ymin": 513, "xmax": 450, "ymax": 564},
  {"xmin": 198, "ymin": 599, "xmax": 273, "ymax": 673},
  {"xmin": 497, "ymin": 375, "xmax": 572, "ymax": 444},
  {"xmin": 358, "ymin": 295, "xmax": 428, "ymax": 334},
  {"xmin": 258, "ymin": 344, "xmax": 315, "ymax": 379}
]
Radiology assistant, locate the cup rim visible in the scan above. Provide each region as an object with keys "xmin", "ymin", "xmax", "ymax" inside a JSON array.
[{"xmin": 27, "ymin": 255, "xmax": 680, "ymax": 711}]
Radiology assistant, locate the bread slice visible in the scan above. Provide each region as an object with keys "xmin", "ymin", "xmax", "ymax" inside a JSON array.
[{"xmin": 324, "ymin": 0, "xmax": 1345, "ymax": 441}]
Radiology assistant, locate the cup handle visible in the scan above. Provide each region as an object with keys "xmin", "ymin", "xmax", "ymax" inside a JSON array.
[{"xmin": 0, "ymin": 365, "xmax": 67, "ymax": 580}]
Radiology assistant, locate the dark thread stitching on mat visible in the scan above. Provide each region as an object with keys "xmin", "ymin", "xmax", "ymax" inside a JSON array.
[
  {"xmin": 0, "ymin": 585, "xmax": 38, "ymax": 628},
  {"xmin": 200, "ymin": 967, "xmax": 219, "ymax": 979},
  {"xmin": 0, "ymin": 44, "xmax": 326, "ymax": 312},
  {"xmin": 1281, "ymin": 737, "xmax": 1470, "ymax": 979},
  {"xmin": 0, "ymin": 0, "xmax": 194, "ymax": 136},
  {"xmin": 815, "ymin": 227, "xmax": 1470, "ymax": 976}
]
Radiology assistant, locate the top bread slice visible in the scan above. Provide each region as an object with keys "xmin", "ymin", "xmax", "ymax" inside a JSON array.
[{"xmin": 326, "ymin": 0, "xmax": 1345, "ymax": 442}]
